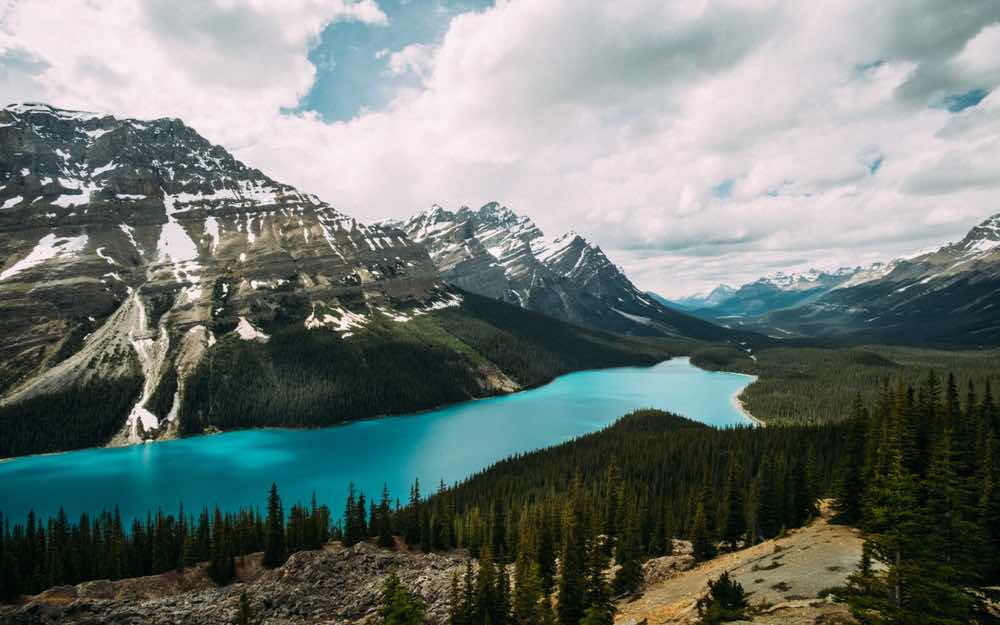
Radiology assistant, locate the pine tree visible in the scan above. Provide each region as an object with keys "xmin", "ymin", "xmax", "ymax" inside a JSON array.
[
  {"xmin": 556, "ymin": 480, "xmax": 586, "ymax": 625},
  {"xmin": 690, "ymin": 500, "xmax": 714, "ymax": 562},
  {"xmin": 207, "ymin": 509, "xmax": 235, "ymax": 585},
  {"xmin": 512, "ymin": 557, "xmax": 546, "ymax": 625},
  {"xmin": 378, "ymin": 483, "xmax": 395, "ymax": 549},
  {"xmin": 448, "ymin": 571, "xmax": 468, "ymax": 625},
  {"xmin": 344, "ymin": 483, "xmax": 362, "ymax": 547},
  {"xmin": 234, "ymin": 590, "xmax": 261, "ymax": 625},
  {"xmin": 721, "ymin": 463, "xmax": 746, "ymax": 550},
  {"xmin": 695, "ymin": 572, "xmax": 748, "ymax": 625},
  {"xmin": 833, "ymin": 394, "xmax": 868, "ymax": 524},
  {"xmin": 263, "ymin": 483, "xmax": 286, "ymax": 568},
  {"xmin": 755, "ymin": 458, "xmax": 781, "ymax": 540},
  {"xmin": 583, "ymin": 531, "xmax": 614, "ymax": 624},
  {"xmin": 979, "ymin": 430, "xmax": 1000, "ymax": 582},
  {"xmin": 379, "ymin": 569, "xmax": 426, "ymax": 625},
  {"xmin": 405, "ymin": 479, "xmax": 422, "ymax": 547},
  {"xmin": 496, "ymin": 555, "xmax": 512, "ymax": 624},
  {"xmin": 0, "ymin": 548, "xmax": 19, "ymax": 602},
  {"xmin": 475, "ymin": 545, "xmax": 499, "ymax": 625},
  {"xmin": 613, "ymin": 505, "xmax": 643, "ymax": 596},
  {"xmin": 536, "ymin": 505, "xmax": 557, "ymax": 594}
]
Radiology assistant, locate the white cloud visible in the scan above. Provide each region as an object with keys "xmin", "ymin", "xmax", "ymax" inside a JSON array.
[
  {"xmin": 385, "ymin": 43, "xmax": 434, "ymax": 79},
  {"xmin": 0, "ymin": 0, "xmax": 386, "ymax": 146},
  {"xmin": 2, "ymin": 0, "xmax": 999, "ymax": 297}
]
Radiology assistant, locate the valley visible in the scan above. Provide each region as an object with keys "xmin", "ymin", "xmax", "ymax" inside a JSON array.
[
  {"xmin": 1, "ymin": 106, "xmax": 998, "ymax": 625},
  {"xmin": 4, "ymin": 3, "xmax": 1000, "ymax": 623}
]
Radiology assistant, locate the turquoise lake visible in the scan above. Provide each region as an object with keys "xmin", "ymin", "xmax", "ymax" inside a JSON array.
[{"xmin": 0, "ymin": 358, "xmax": 755, "ymax": 523}]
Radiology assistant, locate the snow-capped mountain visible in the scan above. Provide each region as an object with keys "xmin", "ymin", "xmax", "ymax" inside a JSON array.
[
  {"xmin": 661, "ymin": 285, "xmax": 736, "ymax": 310},
  {"xmin": 668, "ymin": 263, "xmax": 897, "ymax": 320},
  {"xmin": 0, "ymin": 103, "xmax": 448, "ymax": 442},
  {"xmin": 767, "ymin": 213, "xmax": 1000, "ymax": 346},
  {"xmin": 390, "ymin": 203, "xmax": 741, "ymax": 341},
  {"xmin": 0, "ymin": 104, "xmax": 677, "ymax": 457}
]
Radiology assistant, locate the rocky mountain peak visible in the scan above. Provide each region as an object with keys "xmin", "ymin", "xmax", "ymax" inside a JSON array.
[
  {"xmin": 953, "ymin": 211, "xmax": 1000, "ymax": 256},
  {"xmin": 394, "ymin": 202, "xmax": 737, "ymax": 341},
  {"xmin": 0, "ymin": 102, "xmax": 446, "ymax": 445}
]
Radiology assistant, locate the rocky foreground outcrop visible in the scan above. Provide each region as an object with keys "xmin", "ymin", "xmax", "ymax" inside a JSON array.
[{"xmin": 0, "ymin": 542, "xmax": 464, "ymax": 625}]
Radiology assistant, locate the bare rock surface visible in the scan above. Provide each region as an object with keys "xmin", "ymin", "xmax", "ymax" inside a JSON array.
[{"xmin": 0, "ymin": 542, "xmax": 464, "ymax": 625}]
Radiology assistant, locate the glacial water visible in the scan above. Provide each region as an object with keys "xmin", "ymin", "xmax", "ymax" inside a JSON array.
[{"xmin": 0, "ymin": 358, "xmax": 755, "ymax": 523}]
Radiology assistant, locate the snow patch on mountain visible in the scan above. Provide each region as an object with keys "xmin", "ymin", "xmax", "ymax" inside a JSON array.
[
  {"xmin": 0, "ymin": 232, "xmax": 88, "ymax": 281},
  {"xmin": 235, "ymin": 316, "xmax": 270, "ymax": 341}
]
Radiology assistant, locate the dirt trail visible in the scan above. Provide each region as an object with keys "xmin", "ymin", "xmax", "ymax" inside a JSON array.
[{"xmin": 616, "ymin": 502, "xmax": 862, "ymax": 624}]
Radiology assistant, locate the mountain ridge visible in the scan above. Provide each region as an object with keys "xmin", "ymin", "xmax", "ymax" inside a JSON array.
[
  {"xmin": 765, "ymin": 212, "xmax": 1000, "ymax": 345},
  {"xmin": 657, "ymin": 262, "xmax": 899, "ymax": 321},
  {"xmin": 389, "ymin": 202, "xmax": 752, "ymax": 343}
]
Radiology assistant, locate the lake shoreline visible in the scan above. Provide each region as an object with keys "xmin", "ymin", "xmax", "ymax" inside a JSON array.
[
  {"xmin": 0, "ymin": 358, "xmax": 756, "ymax": 524},
  {"xmin": 730, "ymin": 378, "xmax": 764, "ymax": 427},
  {"xmin": 0, "ymin": 358, "xmax": 678, "ymax": 464}
]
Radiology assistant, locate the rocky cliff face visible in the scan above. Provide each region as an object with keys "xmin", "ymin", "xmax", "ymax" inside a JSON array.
[
  {"xmin": 390, "ymin": 203, "xmax": 743, "ymax": 342},
  {"xmin": 0, "ymin": 103, "xmax": 445, "ymax": 444}
]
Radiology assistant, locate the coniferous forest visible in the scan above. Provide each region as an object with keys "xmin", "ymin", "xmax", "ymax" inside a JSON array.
[{"xmin": 834, "ymin": 374, "xmax": 1000, "ymax": 624}]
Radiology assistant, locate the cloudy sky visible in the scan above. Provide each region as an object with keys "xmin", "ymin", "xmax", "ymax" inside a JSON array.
[{"xmin": 2, "ymin": 0, "xmax": 999, "ymax": 296}]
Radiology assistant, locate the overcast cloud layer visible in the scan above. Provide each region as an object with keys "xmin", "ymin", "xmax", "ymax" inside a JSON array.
[{"xmin": 3, "ymin": 0, "xmax": 1000, "ymax": 296}]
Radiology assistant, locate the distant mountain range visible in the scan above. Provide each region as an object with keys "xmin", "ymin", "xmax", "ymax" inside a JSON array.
[
  {"xmin": 653, "ymin": 212, "xmax": 1000, "ymax": 346},
  {"xmin": 388, "ymin": 203, "xmax": 747, "ymax": 343},
  {"xmin": 660, "ymin": 285, "xmax": 737, "ymax": 311},
  {"xmin": 767, "ymin": 213, "xmax": 1000, "ymax": 346},
  {"xmin": 655, "ymin": 263, "xmax": 897, "ymax": 320}
]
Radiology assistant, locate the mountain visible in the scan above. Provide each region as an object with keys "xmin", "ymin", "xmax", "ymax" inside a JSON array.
[
  {"xmin": 766, "ymin": 213, "xmax": 1000, "ymax": 346},
  {"xmin": 673, "ymin": 263, "xmax": 897, "ymax": 320},
  {"xmin": 655, "ymin": 284, "xmax": 736, "ymax": 311},
  {"xmin": 0, "ymin": 103, "xmax": 673, "ymax": 457},
  {"xmin": 389, "ymin": 203, "xmax": 745, "ymax": 342}
]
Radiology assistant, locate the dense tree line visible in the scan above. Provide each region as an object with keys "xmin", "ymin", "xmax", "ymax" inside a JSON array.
[
  {"xmin": 0, "ymin": 484, "xmax": 330, "ymax": 599},
  {"xmin": 834, "ymin": 373, "xmax": 1000, "ymax": 623},
  {"xmin": 180, "ymin": 292, "xmax": 674, "ymax": 435},
  {"xmin": 693, "ymin": 344, "xmax": 1000, "ymax": 425},
  {"xmin": 0, "ymin": 377, "xmax": 142, "ymax": 457}
]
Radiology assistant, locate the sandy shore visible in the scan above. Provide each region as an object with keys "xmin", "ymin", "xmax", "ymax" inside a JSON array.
[{"xmin": 731, "ymin": 375, "xmax": 764, "ymax": 426}]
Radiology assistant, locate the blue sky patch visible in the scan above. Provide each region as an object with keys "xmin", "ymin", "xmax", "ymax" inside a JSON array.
[
  {"xmin": 942, "ymin": 87, "xmax": 988, "ymax": 113},
  {"xmin": 854, "ymin": 59, "xmax": 885, "ymax": 75},
  {"xmin": 294, "ymin": 0, "xmax": 492, "ymax": 122},
  {"xmin": 712, "ymin": 178, "xmax": 734, "ymax": 199},
  {"xmin": 867, "ymin": 156, "xmax": 883, "ymax": 175}
]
